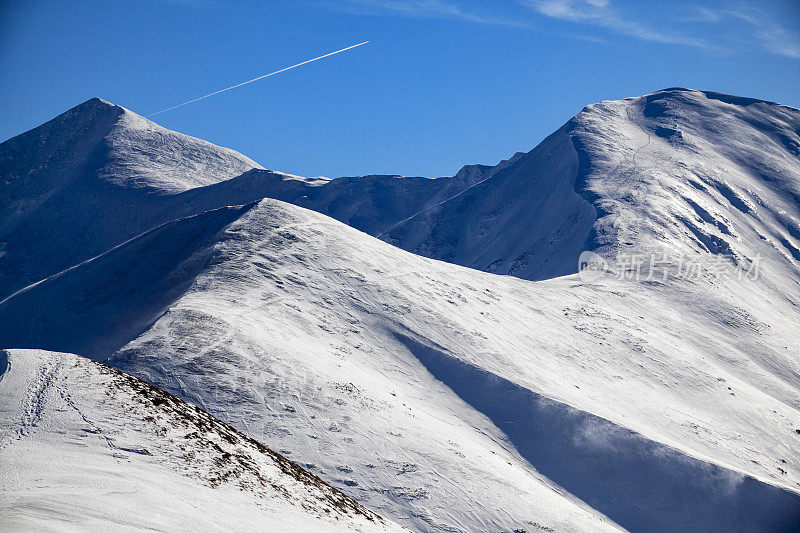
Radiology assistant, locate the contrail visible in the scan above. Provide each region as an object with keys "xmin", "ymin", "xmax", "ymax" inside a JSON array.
[{"xmin": 147, "ymin": 41, "xmax": 369, "ymax": 117}]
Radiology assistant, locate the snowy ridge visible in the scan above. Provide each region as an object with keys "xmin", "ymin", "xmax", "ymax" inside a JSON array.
[
  {"xmin": 569, "ymin": 88, "xmax": 800, "ymax": 265},
  {"xmin": 0, "ymin": 349, "xmax": 404, "ymax": 532},
  {"xmin": 0, "ymin": 99, "xmax": 485, "ymax": 300}
]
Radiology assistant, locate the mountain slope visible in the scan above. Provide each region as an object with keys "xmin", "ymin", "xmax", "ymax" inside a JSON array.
[
  {"xmin": 0, "ymin": 200, "xmax": 623, "ymax": 532},
  {"xmin": 382, "ymin": 88, "xmax": 800, "ymax": 282},
  {"xmin": 0, "ymin": 98, "xmax": 263, "ymax": 299},
  {"xmin": 0, "ymin": 349, "xmax": 405, "ymax": 532},
  {"xmin": 2, "ymin": 197, "xmax": 799, "ymax": 531}
]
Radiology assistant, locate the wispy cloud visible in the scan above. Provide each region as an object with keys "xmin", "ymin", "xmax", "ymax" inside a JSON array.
[
  {"xmin": 523, "ymin": 0, "xmax": 712, "ymax": 48},
  {"xmin": 524, "ymin": 0, "xmax": 800, "ymax": 59},
  {"xmin": 724, "ymin": 7, "xmax": 800, "ymax": 59},
  {"xmin": 330, "ymin": 0, "xmax": 531, "ymax": 28},
  {"xmin": 328, "ymin": 0, "xmax": 800, "ymax": 59},
  {"xmin": 756, "ymin": 25, "xmax": 800, "ymax": 59},
  {"xmin": 554, "ymin": 31, "xmax": 609, "ymax": 44},
  {"xmin": 681, "ymin": 4, "xmax": 722, "ymax": 23}
]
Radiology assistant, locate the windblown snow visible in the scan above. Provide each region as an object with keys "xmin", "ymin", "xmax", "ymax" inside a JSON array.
[{"xmin": 1, "ymin": 88, "xmax": 800, "ymax": 532}]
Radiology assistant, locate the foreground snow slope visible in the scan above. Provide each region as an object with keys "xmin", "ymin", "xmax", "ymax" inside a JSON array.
[
  {"xmin": 0, "ymin": 349, "xmax": 404, "ymax": 532},
  {"xmin": 2, "ymin": 198, "xmax": 799, "ymax": 531}
]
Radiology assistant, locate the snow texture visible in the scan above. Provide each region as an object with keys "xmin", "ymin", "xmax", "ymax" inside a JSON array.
[{"xmin": 0, "ymin": 348, "xmax": 405, "ymax": 532}]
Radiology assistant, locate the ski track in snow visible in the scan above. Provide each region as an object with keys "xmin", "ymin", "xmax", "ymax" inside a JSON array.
[{"xmin": 17, "ymin": 357, "xmax": 59, "ymax": 439}]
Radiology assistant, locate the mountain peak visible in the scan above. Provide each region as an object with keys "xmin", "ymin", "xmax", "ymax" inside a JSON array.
[
  {"xmin": 0, "ymin": 96, "xmax": 262, "ymax": 297},
  {"xmin": 56, "ymin": 96, "xmax": 125, "ymax": 123},
  {"xmin": 80, "ymin": 96, "xmax": 117, "ymax": 108},
  {"xmin": 642, "ymin": 87, "xmax": 783, "ymax": 108}
]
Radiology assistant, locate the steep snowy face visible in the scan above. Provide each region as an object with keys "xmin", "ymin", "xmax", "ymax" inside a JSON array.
[
  {"xmin": 381, "ymin": 126, "xmax": 594, "ymax": 280},
  {"xmin": 98, "ymin": 108, "xmax": 261, "ymax": 192},
  {"xmin": 0, "ymin": 349, "xmax": 404, "ymax": 532},
  {"xmin": 382, "ymin": 88, "xmax": 800, "ymax": 283},
  {"xmin": 0, "ymin": 98, "xmax": 123, "ymax": 236},
  {"xmin": 0, "ymin": 98, "xmax": 260, "ymax": 223},
  {"xmin": 570, "ymin": 88, "xmax": 800, "ymax": 278}
]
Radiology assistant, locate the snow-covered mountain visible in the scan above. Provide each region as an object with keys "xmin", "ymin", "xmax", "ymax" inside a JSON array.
[
  {"xmin": 0, "ymin": 98, "xmax": 260, "ymax": 299},
  {"xmin": 0, "ymin": 99, "xmax": 495, "ymax": 301},
  {"xmin": 4, "ymin": 195, "xmax": 799, "ymax": 531},
  {"xmin": 0, "ymin": 200, "xmax": 625, "ymax": 531},
  {"xmin": 381, "ymin": 88, "xmax": 800, "ymax": 282},
  {"xmin": 2, "ymin": 89, "xmax": 800, "ymax": 531},
  {"xmin": 0, "ymin": 349, "xmax": 404, "ymax": 532}
]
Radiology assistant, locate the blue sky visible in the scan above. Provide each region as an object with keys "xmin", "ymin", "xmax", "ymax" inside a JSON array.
[{"xmin": 1, "ymin": 0, "xmax": 799, "ymax": 177}]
